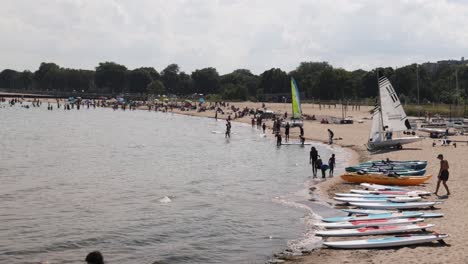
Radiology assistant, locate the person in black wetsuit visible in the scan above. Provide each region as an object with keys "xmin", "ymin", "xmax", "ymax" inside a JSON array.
[
  {"xmin": 262, "ymin": 122, "xmax": 266, "ymax": 133},
  {"xmin": 328, "ymin": 154, "xmax": 336, "ymax": 176},
  {"xmin": 276, "ymin": 133, "xmax": 282, "ymax": 146},
  {"xmin": 309, "ymin": 147, "xmax": 318, "ymax": 177},
  {"xmin": 300, "ymin": 126, "xmax": 304, "ymax": 137},
  {"xmin": 285, "ymin": 122, "xmax": 290, "ymax": 142},
  {"xmin": 316, "ymin": 156, "xmax": 326, "ymax": 178}
]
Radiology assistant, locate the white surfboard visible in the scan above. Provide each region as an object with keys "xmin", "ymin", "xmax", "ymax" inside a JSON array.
[
  {"xmin": 350, "ymin": 189, "xmax": 431, "ymax": 196},
  {"xmin": 322, "ymin": 212, "xmax": 423, "ymax": 223},
  {"xmin": 335, "ymin": 193, "xmax": 417, "ymax": 198},
  {"xmin": 316, "ymin": 223, "xmax": 434, "ymax": 237},
  {"xmin": 316, "ymin": 217, "xmax": 424, "ymax": 229},
  {"xmin": 342, "ymin": 209, "xmax": 444, "ymax": 219},
  {"xmin": 360, "ymin": 183, "xmax": 410, "ymax": 191},
  {"xmin": 334, "ymin": 196, "xmax": 421, "ymax": 203},
  {"xmin": 323, "ymin": 234, "xmax": 449, "ymax": 249},
  {"xmin": 349, "ymin": 201, "xmax": 439, "ymax": 209}
]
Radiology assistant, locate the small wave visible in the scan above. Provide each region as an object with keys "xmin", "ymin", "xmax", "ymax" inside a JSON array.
[{"xmin": 158, "ymin": 196, "xmax": 174, "ymax": 203}]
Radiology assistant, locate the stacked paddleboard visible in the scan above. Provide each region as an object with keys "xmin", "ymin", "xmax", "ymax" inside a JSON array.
[{"xmin": 315, "ymin": 179, "xmax": 448, "ymax": 249}]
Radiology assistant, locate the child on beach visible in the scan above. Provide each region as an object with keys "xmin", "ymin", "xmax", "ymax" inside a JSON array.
[
  {"xmin": 435, "ymin": 154, "xmax": 450, "ymax": 196},
  {"xmin": 328, "ymin": 154, "xmax": 335, "ymax": 176}
]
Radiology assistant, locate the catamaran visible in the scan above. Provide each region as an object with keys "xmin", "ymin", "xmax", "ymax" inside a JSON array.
[
  {"xmin": 282, "ymin": 77, "xmax": 303, "ymax": 128},
  {"xmin": 367, "ymin": 73, "xmax": 422, "ymax": 150}
]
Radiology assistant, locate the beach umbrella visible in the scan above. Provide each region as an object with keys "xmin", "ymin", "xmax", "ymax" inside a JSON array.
[{"xmin": 199, "ymin": 98, "xmax": 205, "ymax": 103}]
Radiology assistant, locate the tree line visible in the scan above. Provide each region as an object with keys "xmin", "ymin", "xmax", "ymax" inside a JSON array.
[{"xmin": 1, "ymin": 61, "xmax": 467, "ymax": 103}]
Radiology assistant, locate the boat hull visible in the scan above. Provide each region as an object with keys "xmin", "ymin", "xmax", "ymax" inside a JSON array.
[{"xmin": 341, "ymin": 174, "xmax": 432, "ymax": 186}]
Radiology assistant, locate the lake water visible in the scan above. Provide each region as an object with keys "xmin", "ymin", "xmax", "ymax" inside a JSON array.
[{"xmin": 0, "ymin": 103, "xmax": 348, "ymax": 263}]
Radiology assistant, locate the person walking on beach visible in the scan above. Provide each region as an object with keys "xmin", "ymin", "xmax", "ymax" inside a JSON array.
[
  {"xmin": 328, "ymin": 154, "xmax": 336, "ymax": 177},
  {"xmin": 285, "ymin": 122, "xmax": 290, "ymax": 142},
  {"xmin": 328, "ymin": 129, "xmax": 334, "ymax": 144},
  {"xmin": 310, "ymin": 147, "xmax": 318, "ymax": 177},
  {"xmin": 435, "ymin": 154, "xmax": 450, "ymax": 196},
  {"xmin": 262, "ymin": 122, "xmax": 266, "ymax": 133}
]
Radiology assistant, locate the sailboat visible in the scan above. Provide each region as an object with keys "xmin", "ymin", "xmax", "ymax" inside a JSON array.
[
  {"xmin": 287, "ymin": 77, "xmax": 303, "ymax": 127},
  {"xmin": 367, "ymin": 73, "xmax": 422, "ymax": 150}
]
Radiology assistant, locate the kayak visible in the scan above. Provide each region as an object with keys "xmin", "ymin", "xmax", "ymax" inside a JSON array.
[
  {"xmin": 342, "ymin": 209, "xmax": 444, "ymax": 218},
  {"xmin": 316, "ymin": 217, "xmax": 424, "ymax": 229},
  {"xmin": 315, "ymin": 223, "xmax": 434, "ymax": 237},
  {"xmin": 349, "ymin": 202, "xmax": 440, "ymax": 209},
  {"xmin": 346, "ymin": 167, "xmax": 426, "ymax": 176},
  {"xmin": 335, "ymin": 193, "xmax": 418, "ymax": 198},
  {"xmin": 341, "ymin": 174, "xmax": 432, "ymax": 186},
  {"xmin": 322, "ymin": 212, "xmax": 423, "ymax": 223},
  {"xmin": 358, "ymin": 160, "xmax": 427, "ymax": 170},
  {"xmin": 323, "ymin": 233, "xmax": 448, "ymax": 249},
  {"xmin": 350, "ymin": 189, "xmax": 431, "ymax": 196},
  {"xmin": 334, "ymin": 196, "xmax": 421, "ymax": 203}
]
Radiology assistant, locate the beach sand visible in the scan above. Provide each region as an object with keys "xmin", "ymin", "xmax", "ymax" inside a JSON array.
[{"xmin": 171, "ymin": 102, "xmax": 468, "ymax": 264}]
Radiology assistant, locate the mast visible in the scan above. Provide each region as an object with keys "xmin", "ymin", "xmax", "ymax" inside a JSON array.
[{"xmin": 377, "ymin": 69, "xmax": 384, "ymax": 134}]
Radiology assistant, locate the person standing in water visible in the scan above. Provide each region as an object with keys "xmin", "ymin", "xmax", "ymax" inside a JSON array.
[
  {"xmin": 435, "ymin": 154, "xmax": 450, "ymax": 196},
  {"xmin": 300, "ymin": 126, "xmax": 304, "ymax": 137},
  {"xmin": 262, "ymin": 122, "xmax": 266, "ymax": 133},
  {"xmin": 285, "ymin": 122, "xmax": 290, "ymax": 142},
  {"xmin": 85, "ymin": 251, "xmax": 104, "ymax": 264},
  {"xmin": 328, "ymin": 154, "xmax": 336, "ymax": 176},
  {"xmin": 309, "ymin": 147, "xmax": 318, "ymax": 177},
  {"xmin": 328, "ymin": 129, "xmax": 334, "ymax": 144},
  {"xmin": 276, "ymin": 133, "xmax": 282, "ymax": 146},
  {"xmin": 316, "ymin": 156, "xmax": 326, "ymax": 178},
  {"xmin": 225, "ymin": 120, "xmax": 231, "ymax": 138}
]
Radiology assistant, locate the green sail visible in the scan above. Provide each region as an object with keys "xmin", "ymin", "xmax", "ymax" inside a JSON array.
[{"xmin": 291, "ymin": 77, "xmax": 302, "ymax": 119}]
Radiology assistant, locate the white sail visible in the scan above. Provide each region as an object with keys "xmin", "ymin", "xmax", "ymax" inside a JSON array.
[
  {"xmin": 378, "ymin": 76, "xmax": 412, "ymax": 132},
  {"xmin": 369, "ymin": 107, "xmax": 383, "ymax": 143}
]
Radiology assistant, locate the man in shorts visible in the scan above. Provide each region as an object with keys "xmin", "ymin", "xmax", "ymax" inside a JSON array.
[{"xmin": 435, "ymin": 154, "xmax": 450, "ymax": 196}]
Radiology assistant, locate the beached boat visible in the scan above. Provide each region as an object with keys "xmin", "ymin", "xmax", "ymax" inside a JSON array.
[
  {"xmin": 316, "ymin": 217, "xmax": 424, "ymax": 229},
  {"xmin": 367, "ymin": 74, "xmax": 422, "ymax": 151},
  {"xmin": 323, "ymin": 234, "xmax": 449, "ymax": 249},
  {"xmin": 341, "ymin": 173, "xmax": 432, "ymax": 186},
  {"xmin": 359, "ymin": 160, "xmax": 427, "ymax": 169},
  {"xmin": 281, "ymin": 77, "xmax": 303, "ymax": 128},
  {"xmin": 316, "ymin": 223, "xmax": 434, "ymax": 237},
  {"xmin": 348, "ymin": 168, "xmax": 426, "ymax": 176}
]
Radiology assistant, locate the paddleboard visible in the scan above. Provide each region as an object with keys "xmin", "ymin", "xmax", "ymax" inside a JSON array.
[
  {"xmin": 323, "ymin": 234, "xmax": 449, "ymax": 249},
  {"xmin": 281, "ymin": 142, "xmax": 312, "ymax": 145},
  {"xmin": 316, "ymin": 223, "xmax": 434, "ymax": 237},
  {"xmin": 335, "ymin": 193, "xmax": 417, "ymax": 198},
  {"xmin": 334, "ymin": 196, "xmax": 421, "ymax": 203},
  {"xmin": 322, "ymin": 212, "xmax": 423, "ymax": 223},
  {"xmin": 316, "ymin": 217, "xmax": 424, "ymax": 229},
  {"xmin": 350, "ymin": 189, "xmax": 431, "ymax": 196},
  {"xmin": 361, "ymin": 183, "xmax": 410, "ymax": 191},
  {"xmin": 349, "ymin": 201, "xmax": 439, "ymax": 209},
  {"xmin": 342, "ymin": 209, "xmax": 444, "ymax": 218}
]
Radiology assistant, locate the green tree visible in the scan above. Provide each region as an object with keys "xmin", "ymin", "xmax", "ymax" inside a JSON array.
[
  {"xmin": 127, "ymin": 69, "xmax": 152, "ymax": 93},
  {"xmin": 161, "ymin": 64, "xmax": 180, "ymax": 94},
  {"xmin": 191, "ymin": 67, "xmax": 220, "ymax": 95},
  {"xmin": 146, "ymin": 80, "xmax": 165, "ymax": 95},
  {"xmin": 95, "ymin": 62, "xmax": 127, "ymax": 94}
]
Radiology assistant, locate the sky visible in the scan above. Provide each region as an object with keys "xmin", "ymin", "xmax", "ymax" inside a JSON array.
[{"xmin": 1, "ymin": 0, "xmax": 468, "ymax": 74}]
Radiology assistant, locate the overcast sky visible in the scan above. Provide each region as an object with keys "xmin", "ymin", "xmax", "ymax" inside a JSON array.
[{"xmin": 1, "ymin": 0, "xmax": 467, "ymax": 74}]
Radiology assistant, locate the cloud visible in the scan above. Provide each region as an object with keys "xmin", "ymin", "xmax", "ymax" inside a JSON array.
[{"xmin": 0, "ymin": 0, "xmax": 467, "ymax": 74}]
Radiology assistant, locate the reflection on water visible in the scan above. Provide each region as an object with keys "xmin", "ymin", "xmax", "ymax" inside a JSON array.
[{"xmin": 0, "ymin": 105, "xmax": 342, "ymax": 263}]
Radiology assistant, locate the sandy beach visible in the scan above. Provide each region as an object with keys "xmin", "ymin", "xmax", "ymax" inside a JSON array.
[
  {"xmin": 169, "ymin": 101, "xmax": 468, "ymax": 264},
  {"xmin": 4, "ymin": 97, "xmax": 468, "ymax": 263}
]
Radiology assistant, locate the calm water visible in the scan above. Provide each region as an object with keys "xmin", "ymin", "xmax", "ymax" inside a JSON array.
[{"xmin": 0, "ymin": 103, "xmax": 347, "ymax": 264}]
